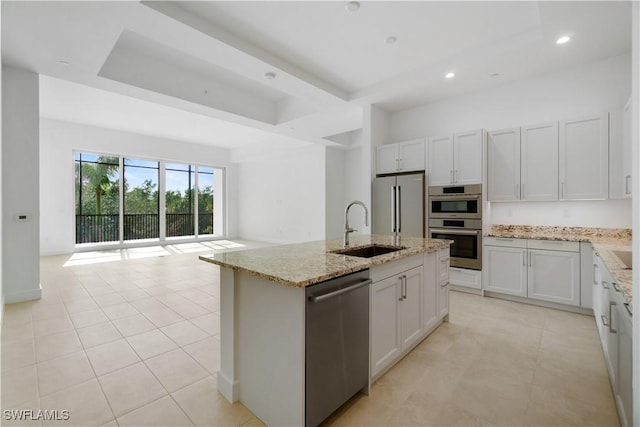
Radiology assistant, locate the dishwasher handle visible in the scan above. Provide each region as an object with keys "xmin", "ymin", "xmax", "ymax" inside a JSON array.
[{"xmin": 308, "ymin": 279, "xmax": 372, "ymax": 303}]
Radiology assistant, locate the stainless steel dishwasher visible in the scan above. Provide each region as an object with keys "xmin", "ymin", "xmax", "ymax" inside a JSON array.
[{"xmin": 305, "ymin": 269, "xmax": 370, "ymax": 427}]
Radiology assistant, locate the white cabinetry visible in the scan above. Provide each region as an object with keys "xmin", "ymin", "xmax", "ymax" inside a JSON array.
[
  {"xmin": 376, "ymin": 139, "xmax": 425, "ymax": 175},
  {"xmin": 437, "ymin": 249, "xmax": 450, "ymax": 320},
  {"xmin": 370, "ymin": 255, "xmax": 423, "ymax": 378},
  {"xmin": 559, "ymin": 114, "xmax": 609, "ymax": 200},
  {"xmin": 371, "ymin": 249, "xmax": 449, "ymax": 380},
  {"xmin": 428, "ymin": 130, "xmax": 483, "ymax": 186},
  {"xmin": 609, "ymin": 100, "xmax": 632, "ymax": 199},
  {"xmin": 592, "ymin": 249, "xmax": 633, "ymax": 427},
  {"xmin": 487, "ymin": 123, "xmax": 558, "ymax": 202},
  {"xmin": 483, "ymin": 237, "xmax": 580, "ymax": 306}
]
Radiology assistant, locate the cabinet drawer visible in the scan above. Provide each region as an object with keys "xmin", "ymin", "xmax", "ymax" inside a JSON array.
[
  {"xmin": 527, "ymin": 239, "xmax": 579, "ymax": 252},
  {"xmin": 484, "ymin": 237, "xmax": 527, "ymax": 248},
  {"xmin": 370, "ymin": 253, "xmax": 423, "ymax": 283}
]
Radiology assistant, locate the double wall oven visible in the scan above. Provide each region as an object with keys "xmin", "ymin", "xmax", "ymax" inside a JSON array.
[{"xmin": 428, "ymin": 184, "xmax": 482, "ymax": 270}]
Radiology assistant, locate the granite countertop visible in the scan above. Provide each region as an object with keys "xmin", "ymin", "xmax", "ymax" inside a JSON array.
[
  {"xmin": 487, "ymin": 225, "xmax": 632, "ymax": 304},
  {"xmin": 199, "ymin": 234, "xmax": 451, "ymax": 288}
]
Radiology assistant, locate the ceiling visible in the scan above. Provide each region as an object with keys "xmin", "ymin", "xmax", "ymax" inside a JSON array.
[{"xmin": 1, "ymin": 1, "xmax": 632, "ymax": 153}]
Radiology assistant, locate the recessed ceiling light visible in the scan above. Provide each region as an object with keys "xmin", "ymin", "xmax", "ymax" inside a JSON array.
[
  {"xmin": 445, "ymin": 72, "xmax": 455, "ymax": 79},
  {"xmin": 385, "ymin": 36, "xmax": 397, "ymax": 45},
  {"xmin": 346, "ymin": 1, "xmax": 360, "ymax": 12},
  {"xmin": 264, "ymin": 71, "xmax": 277, "ymax": 80},
  {"xmin": 490, "ymin": 73, "xmax": 500, "ymax": 78},
  {"xmin": 59, "ymin": 60, "xmax": 70, "ymax": 66},
  {"xmin": 556, "ymin": 35, "xmax": 571, "ymax": 45}
]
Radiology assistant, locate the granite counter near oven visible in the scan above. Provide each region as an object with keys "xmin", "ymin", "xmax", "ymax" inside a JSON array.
[{"xmin": 487, "ymin": 225, "xmax": 632, "ymax": 304}]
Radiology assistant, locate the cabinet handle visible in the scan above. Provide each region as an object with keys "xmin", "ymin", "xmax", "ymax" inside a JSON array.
[
  {"xmin": 602, "ymin": 280, "xmax": 610, "ymax": 290},
  {"xmin": 398, "ymin": 276, "xmax": 404, "ymax": 301},
  {"xmin": 522, "ymin": 252, "xmax": 526, "ymax": 266},
  {"xmin": 495, "ymin": 238, "xmax": 514, "ymax": 242},
  {"xmin": 528, "ymin": 252, "xmax": 532, "ymax": 267},
  {"xmin": 613, "ymin": 282, "xmax": 621, "ymax": 293},
  {"xmin": 624, "ymin": 302, "xmax": 632, "ymax": 316},
  {"xmin": 450, "ymin": 170, "xmax": 453, "ymax": 183},
  {"xmin": 625, "ymin": 175, "xmax": 631, "ymax": 195},
  {"xmin": 593, "ymin": 264, "xmax": 598, "ymax": 285},
  {"xmin": 403, "ymin": 275, "xmax": 407, "ymax": 300},
  {"xmin": 609, "ymin": 301, "xmax": 617, "ymax": 334}
]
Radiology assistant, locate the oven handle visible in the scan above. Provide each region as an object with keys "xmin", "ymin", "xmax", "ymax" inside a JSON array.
[
  {"xmin": 429, "ymin": 194, "xmax": 481, "ymax": 201},
  {"xmin": 430, "ymin": 228, "xmax": 479, "ymax": 236}
]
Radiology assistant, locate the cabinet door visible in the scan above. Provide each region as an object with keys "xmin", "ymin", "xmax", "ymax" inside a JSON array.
[
  {"xmin": 370, "ymin": 276, "xmax": 401, "ymax": 378},
  {"xmin": 483, "ymin": 245, "xmax": 527, "ymax": 297},
  {"xmin": 487, "ymin": 127, "xmax": 521, "ymax": 201},
  {"xmin": 522, "ymin": 122, "xmax": 559, "ymax": 201},
  {"xmin": 423, "ymin": 252, "xmax": 438, "ymax": 332},
  {"xmin": 616, "ymin": 303, "xmax": 633, "ymax": 427},
  {"xmin": 428, "ymin": 135, "xmax": 454, "ymax": 185},
  {"xmin": 609, "ymin": 109, "xmax": 624, "ymax": 199},
  {"xmin": 527, "ymin": 249, "xmax": 580, "ymax": 306},
  {"xmin": 400, "ymin": 267, "xmax": 423, "ymax": 350},
  {"xmin": 377, "ymin": 144, "xmax": 399, "ymax": 175},
  {"xmin": 453, "ymin": 129, "xmax": 483, "ymax": 185},
  {"xmin": 398, "ymin": 139, "xmax": 426, "ymax": 172},
  {"xmin": 559, "ymin": 114, "xmax": 609, "ymax": 200},
  {"xmin": 622, "ymin": 98, "xmax": 632, "ymax": 198}
]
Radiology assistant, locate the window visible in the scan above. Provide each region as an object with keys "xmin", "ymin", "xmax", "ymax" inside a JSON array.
[
  {"xmin": 165, "ymin": 163, "xmax": 195, "ymax": 238},
  {"xmin": 124, "ymin": 158, "xmax": 159, "ymax": 241},
  {"xmin": 74, "ymin": 151, "xmax": 224, "ymax": 246},
  {"xmin": 75, "ymin": 153, "xmax": 120, "ymax": 244}
]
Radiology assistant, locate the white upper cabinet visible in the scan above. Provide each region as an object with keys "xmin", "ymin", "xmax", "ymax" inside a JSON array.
[
  {"xmin": 487, "ymin": 127, "xmax": 521, "ymax": 201},
  {"xmin": 609, "ymin": 100, "xmax": 632, "ymax": 199},
  {"xmin": 453, "ymin": 129, "xmax": 484, "ymax": 185},
  {"xmin": 559, "ymin": 114, "xmax": 609, "ymax": 200},
  {"xmin": 488, "ymin": 123, "xmax": 558, "ymax": 202},
  {"xmin": 427, "ymin": 135, "xmax": 454, "ymax": 185},
  {"xmin": 521, "ymin": 122, "xmax": 559, "ymax": 201},
  {"xmin": 376, "ymin": 138, "xmax": 425, "ymax": 175},
  {"xmin": 428, "ymin": 130, "xmax": 483, "ymax": 186}
]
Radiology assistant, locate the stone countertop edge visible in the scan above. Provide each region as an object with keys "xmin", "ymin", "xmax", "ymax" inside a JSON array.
[
  {"xmin": 487, "ymin": 225, "xmax": 632, "ymax": 305},
  {"xmin": 199, "ymin": 235, "xmax": 452, "ymax": 288}
]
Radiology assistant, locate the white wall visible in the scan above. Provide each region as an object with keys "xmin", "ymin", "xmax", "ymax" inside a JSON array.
[
  {"xmin": 236, "ymin": 144, "xmax": 326, "ymax": 244},
  {"xmin": 388, "ymin": 54, "xmax": 633, "ymax": 228},
  {"xmin": 325, "ymin": 146, "xmax": 345, "ymax": 240},
  {"xmin": 2, "ymin": 66, "xmax": 41, "ymax": 303},
  {"xmin": 39, "ymin": 118, "xmax": 234, "ymax": 255}
]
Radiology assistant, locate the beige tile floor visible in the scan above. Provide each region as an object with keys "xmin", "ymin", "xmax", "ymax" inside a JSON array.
[{"xmin": 1, "ymin": 241, "xmax": 619, "ymax": 427}]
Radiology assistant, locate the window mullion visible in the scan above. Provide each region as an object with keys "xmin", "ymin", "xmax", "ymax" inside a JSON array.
[
  {"xmin": 159, "ymin": 162, "xmax": 166, "ymax": 241},
  {"xmin": 119, "ymin": 157, "xmax": 124, "ymax": 244}
]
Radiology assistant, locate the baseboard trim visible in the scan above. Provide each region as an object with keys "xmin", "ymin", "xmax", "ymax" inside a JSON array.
[
  {"xmin": 483, "ymin": 290, "xmax": 594, "ymax": 315},
  {"xmin": 4, "ymin": 284, "xmax": 42, "ymax": 304},
  {"xmin": 217, "ymin": 371, "xmax": 239, "ymax": 403}
]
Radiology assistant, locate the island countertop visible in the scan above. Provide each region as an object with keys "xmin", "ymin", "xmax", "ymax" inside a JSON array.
[{"xmin": 199, "ymin": 234, "xmax": 452, "ymax": 287}]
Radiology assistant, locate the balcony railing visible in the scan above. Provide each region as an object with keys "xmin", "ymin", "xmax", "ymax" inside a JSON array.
[{"xmin": 76, "ymin": 213, "xmax": 214, "ymax": 244}]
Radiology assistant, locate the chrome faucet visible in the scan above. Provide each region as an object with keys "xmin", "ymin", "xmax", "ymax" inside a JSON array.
[{"xmin": 344, "ymin": 201, "xmax": 369, "ymax": 247}]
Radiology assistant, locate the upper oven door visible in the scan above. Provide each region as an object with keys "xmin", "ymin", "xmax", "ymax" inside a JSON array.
[{"xmin": 428, "ymin": 194, "xmax": 481, "ymax": 219}]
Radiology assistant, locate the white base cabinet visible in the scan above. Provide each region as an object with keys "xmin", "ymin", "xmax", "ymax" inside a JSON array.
[
  {"xmin": 483, "ymin": 237, "xmax": 580, "ymax": 306},
  {"xmin": 370, "ymin": 249, "xmax": 449, "ymax": 380},
  {"xmin": 592, "ymin": 249, "xmax": 633, "ymax": 427}
]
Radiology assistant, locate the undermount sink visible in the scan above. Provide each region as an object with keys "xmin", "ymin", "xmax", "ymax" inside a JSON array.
[
  {"xmin": 331, "ymin": 244, "xmax": 405, "ymax": 258},
  {"xmin": 613, "ymin": 250, "xmax": 632, "ymax": 269}
]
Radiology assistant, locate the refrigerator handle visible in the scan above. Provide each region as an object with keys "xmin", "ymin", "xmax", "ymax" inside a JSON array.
[
  {"xmin": 397, "ymin": 185, "xmax": 402, "ymax": 233},
  {"xmin": 391, "ymin": 186, "xmax": 396, "ymax": 232}
]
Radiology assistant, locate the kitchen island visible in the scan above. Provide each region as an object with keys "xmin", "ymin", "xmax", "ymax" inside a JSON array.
[{"xmin": 199, "ymin": 234, "xmax": 451, "ymax": 426}]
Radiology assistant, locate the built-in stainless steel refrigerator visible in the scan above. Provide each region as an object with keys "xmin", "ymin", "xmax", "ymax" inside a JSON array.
[{"xmin": 373, "ymin": 172, "xmax": 426, "ymax": 238}]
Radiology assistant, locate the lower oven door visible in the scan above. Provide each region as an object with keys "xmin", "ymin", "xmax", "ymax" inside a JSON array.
[{"xmin": 430, "ymin": 228, "xmax": 482, "ymax": 270}]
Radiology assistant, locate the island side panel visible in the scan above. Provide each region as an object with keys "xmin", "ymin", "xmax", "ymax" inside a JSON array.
[
  {"xmin": 237, "ymin": 272, "xmax": 306, "ymax": 427},
  {"xmin": 218, "ymin": 267, "xmax": 239, "ymax": 402}
]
